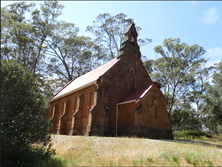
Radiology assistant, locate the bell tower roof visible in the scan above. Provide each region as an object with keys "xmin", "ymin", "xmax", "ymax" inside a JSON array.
[{"xmin": 124, "ymin": 22, "xmax": 138, "ymax": 43}]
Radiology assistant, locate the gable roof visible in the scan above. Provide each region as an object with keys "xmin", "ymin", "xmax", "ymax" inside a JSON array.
[
  {"xmin": 50, "ymin": 57, "xmax": 121, "ymax": 102},
  {"xmin": 124, "ymin": 22, "xmax": 138, "ymax": 36},
  {"xmin": 116, "ymin": 82, "xmax": 167, "ymax": 105}
]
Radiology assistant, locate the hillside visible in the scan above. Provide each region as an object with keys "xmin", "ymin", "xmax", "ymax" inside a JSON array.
[{"xmin": 50, "ymin": 135, "xmax": 222, "ymax": 166}]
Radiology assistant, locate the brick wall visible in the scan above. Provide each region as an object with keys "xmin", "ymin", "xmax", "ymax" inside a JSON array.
[
  {"xmin": 48, "ymin": 84, "xmax": 97, "ymax": 135},
  {"xmin": 91, "ymin": 39, "xmax": 152, "ymax": 136}
]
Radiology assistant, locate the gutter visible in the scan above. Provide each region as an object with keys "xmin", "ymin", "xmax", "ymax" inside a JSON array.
[{"xmin": 116, "ymin": 99, "xmax": 136, "ymax": 105}]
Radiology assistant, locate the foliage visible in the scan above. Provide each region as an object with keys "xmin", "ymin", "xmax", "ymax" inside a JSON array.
[
  {"xmin": 173, "ymin": 130, "xmax": 211, "ymax": 139},
  {"xmin": 143, "ymin": 59, "xmax": 154, "ymax": 75},
  {"xmin": 1, "ymin": 60, "xmax": 53, "ymax": 166},
  {"xmin": 152, "ymin": 38, "xmax": 206, "ymax": 115},
  {"xmin": 199, "ymin": 61, "xmax": 222, "ymax": 134},
  {"xmin": 171, "ymin": 109, "xmax": 201, "ymax": 131},
  {"xmin": 187, "ymin": 60, "xmax": 216, "ymax": 112},
  {"xmin": 1, "ymin": 1, "xmax": 65, "ymax": 99},
  {"xmin": 86, "ymin": 13, "xmax": 152, "ymax": 60},
  {"xmin": 45, "ymin": 22, "xmax": 106, "ymax": 83}
]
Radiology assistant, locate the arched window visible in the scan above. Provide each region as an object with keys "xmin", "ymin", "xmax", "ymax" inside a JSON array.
[
  {"xmin": 129, "ymin": 67, "xmax": 135, "ymax": 91},
  {"xmin": 152, "ymin": 99, "xmax": 157, "ymax": 119},
  {"xmin": 130, "ymin": 70, "xmax": 134, "ymax": 90}
]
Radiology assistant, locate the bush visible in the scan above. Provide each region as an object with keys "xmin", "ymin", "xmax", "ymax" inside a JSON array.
[
  {"xmin": 1, "ymin": 60, "xmax": 54, "ymax": 166},
  {"xmin": 174, "ymin": 130, "xmax": 211, "ymax": 139}
]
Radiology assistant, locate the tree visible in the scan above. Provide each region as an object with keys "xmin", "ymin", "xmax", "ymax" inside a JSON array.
[
  {"xmin": 153, "ymin": 38, "xmax": 206, "ymax": 115},
  {"xmin": 199, "ymin": 61, "xmax": 222, "ymax": 134},
  {"xmin": 186, "ymin": 60, "xmax": 216, "ymax": 113},
  {"xmin": 171, "ymin": 109, "xmax": 201, "ymax": 131},
  {"xmin": 143, "ymin": 59, "xmax": 154, "ymax": 75},
  {"xmin": 1, "ymin": 60, "xmax": 53, "ymax": 166},
  {"xmin": 86, "ymin": 13, "xmax": 152, "ymax": 60},
  {"xmin": 1, "ymin": 1, "xmax": 65, "ymax": 99},
  {"xmin": 45, "ymin": 21, "xmax": 106, "ymax": 85}
]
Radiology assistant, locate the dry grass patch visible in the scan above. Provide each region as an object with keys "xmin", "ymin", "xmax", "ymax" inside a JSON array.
[{"xmin": 50, "ymin": 135, "xmax": 222, "ymax": 166}]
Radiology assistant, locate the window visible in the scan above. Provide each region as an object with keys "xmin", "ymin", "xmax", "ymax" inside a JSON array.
[
  {"xmin": 129, "ymin": 67, "xmax": 135, "ymax": 90},
  {"xmin": 130, "ymin": 70, "xmax": 134, "ymax": 90},
  {"xmin": 154, "ymin": 105, "xmax": 156, "ymax": 119},
  {"xmin": 152, "ymin": 99, "xmax": 157, "ymax": 119}
]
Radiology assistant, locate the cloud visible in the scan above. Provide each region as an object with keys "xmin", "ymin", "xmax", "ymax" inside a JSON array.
[
  {"xmin": 203, "ymin": 7, "xmax": 219, "ymax": 24},
  {"xmin": 205, "ymin": 59, "xmax": 221, "ymax": 68},
  {"xmin": 205, "ymin": 47, "xmax": 222, "ymax": 58}
]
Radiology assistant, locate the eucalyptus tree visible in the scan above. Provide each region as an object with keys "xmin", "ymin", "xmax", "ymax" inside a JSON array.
[
  {"xmin": 1, "ymin": 2, "xmax": 36, "ymax": 62},
  {"xmin": 44, "ymin": 20, "xmax": 106, "ymax": 90},
  {"xmin": 153, "ymin": 38, "xmax": 206, "ymax": 115},
  {"xmin": 86, "ymin": 13, "xmax": 152, "ymax": 60},
  {"xmin": 1, "ymin": 1, "xmax": 65, "ymax": 98},
  {"xmin": 199, "ymin": 61, "xmax": 222, "ymax": 134},
  {"xmin": 1, "ymin": 1, "xmax": 64, "ymax": 78},
  {"xmin": 30, "ymin": 0, "xmax": 64, "ymax": 78},
  {"xmin": 187, "ymin": 60, "xmax": 216, "ymax": 113}
]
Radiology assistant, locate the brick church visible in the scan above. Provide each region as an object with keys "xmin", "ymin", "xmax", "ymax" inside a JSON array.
[{"xmin": 47, "ymin": 23, "xmax": 172, "ymax": 139}]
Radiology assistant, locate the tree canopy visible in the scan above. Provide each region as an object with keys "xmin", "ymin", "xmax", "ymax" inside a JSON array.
[
  {"xmin": 151, "ymin": 38, "xmax": 206, "ymax": 115},
  {"xmin": 86, "ymin": 13, "xmax": 152, "ymax": 60}
]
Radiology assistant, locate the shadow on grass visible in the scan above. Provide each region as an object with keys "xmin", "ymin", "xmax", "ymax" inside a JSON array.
[
  {"xmin": 161, "ymin": 139, "xmax": 222, "ymax": 149},
  {"xmin": 1, "ymin": 146, "xmax": 66, "ymax": 167},
  {"xmin": 33, "ymin": 155, "xmax": 65, "ymax": 167}
]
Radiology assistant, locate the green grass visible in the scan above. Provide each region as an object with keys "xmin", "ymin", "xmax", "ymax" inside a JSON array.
[
  {"xmin": 147, "ymin": 158, "xmax": 153, "ymax": 162},
  {"xmin": 172, "ymin": 155, "xmax": 179, "ymax": 164}
]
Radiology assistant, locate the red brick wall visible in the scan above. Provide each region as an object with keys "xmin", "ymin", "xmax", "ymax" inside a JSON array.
[
  {"xmin": 135, "ymin": 85, "xmax": 171, "ymax": 138},
  {"xmin": 91, "ymin": 39, "xmax": 153, "ymax": 136},
  {"xmin": 117, "ymin": 102, "xmax": 137, "ymax": 136},
  {"xmin": 48, "ymin": 84, "xmax": 97, "ymax": 135}
]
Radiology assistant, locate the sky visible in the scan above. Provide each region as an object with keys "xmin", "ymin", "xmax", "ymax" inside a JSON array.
[{"xmin": 2, "ymin": 1, "xmax": 222, "ymax": 67}]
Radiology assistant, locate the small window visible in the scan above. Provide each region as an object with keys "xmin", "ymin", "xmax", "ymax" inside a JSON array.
[
  {"xmin": 152, "ymin": 99, "xmax": 157, "ymax": 119},
  {"xmin": 154, "ymin": 105, "xmax": 156, "ymax": 119},
  {"xmin": 129, "ymin": 69, "xmax": 135, "ymax": 90}
]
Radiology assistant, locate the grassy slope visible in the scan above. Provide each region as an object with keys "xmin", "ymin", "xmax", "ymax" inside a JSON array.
[{"xmin": 50, "ymin": 135, "xmax": 222, "ymax": 166}]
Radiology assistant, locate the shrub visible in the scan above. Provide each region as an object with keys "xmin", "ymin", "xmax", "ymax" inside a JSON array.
[
  {"xmin": 1, "ymin": 60, "xmax": 54, "ymax": 166},
  {"xmin": 174, "ymin": 130, "xmax": 211, "ymax": 139}
]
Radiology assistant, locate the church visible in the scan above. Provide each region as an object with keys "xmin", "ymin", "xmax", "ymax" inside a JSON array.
[{"xmin": 47, "ymin": 23, "xmax": 172, "ymax": 139}]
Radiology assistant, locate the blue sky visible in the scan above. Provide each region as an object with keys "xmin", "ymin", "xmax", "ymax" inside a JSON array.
[{"xmin": 2, "ymin": 1, "xmax": 222, "ymax": 67}]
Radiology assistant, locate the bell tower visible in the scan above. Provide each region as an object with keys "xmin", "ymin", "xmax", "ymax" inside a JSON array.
[
  {"xmin": 118, "ymin": 22, "xmax": 141, "ymax": 59},
  {"xmin": 124, "ymin": 22, "xmax": 138, "ymax": 44}
]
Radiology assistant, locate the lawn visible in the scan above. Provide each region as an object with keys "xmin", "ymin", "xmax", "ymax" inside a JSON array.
[{"xmin": 49, "ymin": 134, "xmax": 222, "ymax": 166}]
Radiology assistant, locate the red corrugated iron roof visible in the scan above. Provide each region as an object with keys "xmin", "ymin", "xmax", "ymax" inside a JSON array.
[
  {"xmin": 116, "ymin": 82, "xmax": 167, "ymax": 105},
  {"xmin": 117, "ymin": 83, "xmax": 154, "ymax": 104},
  {"xmin": 50, "ymin": 57, "xmax": 121, "ymax": 102}
]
